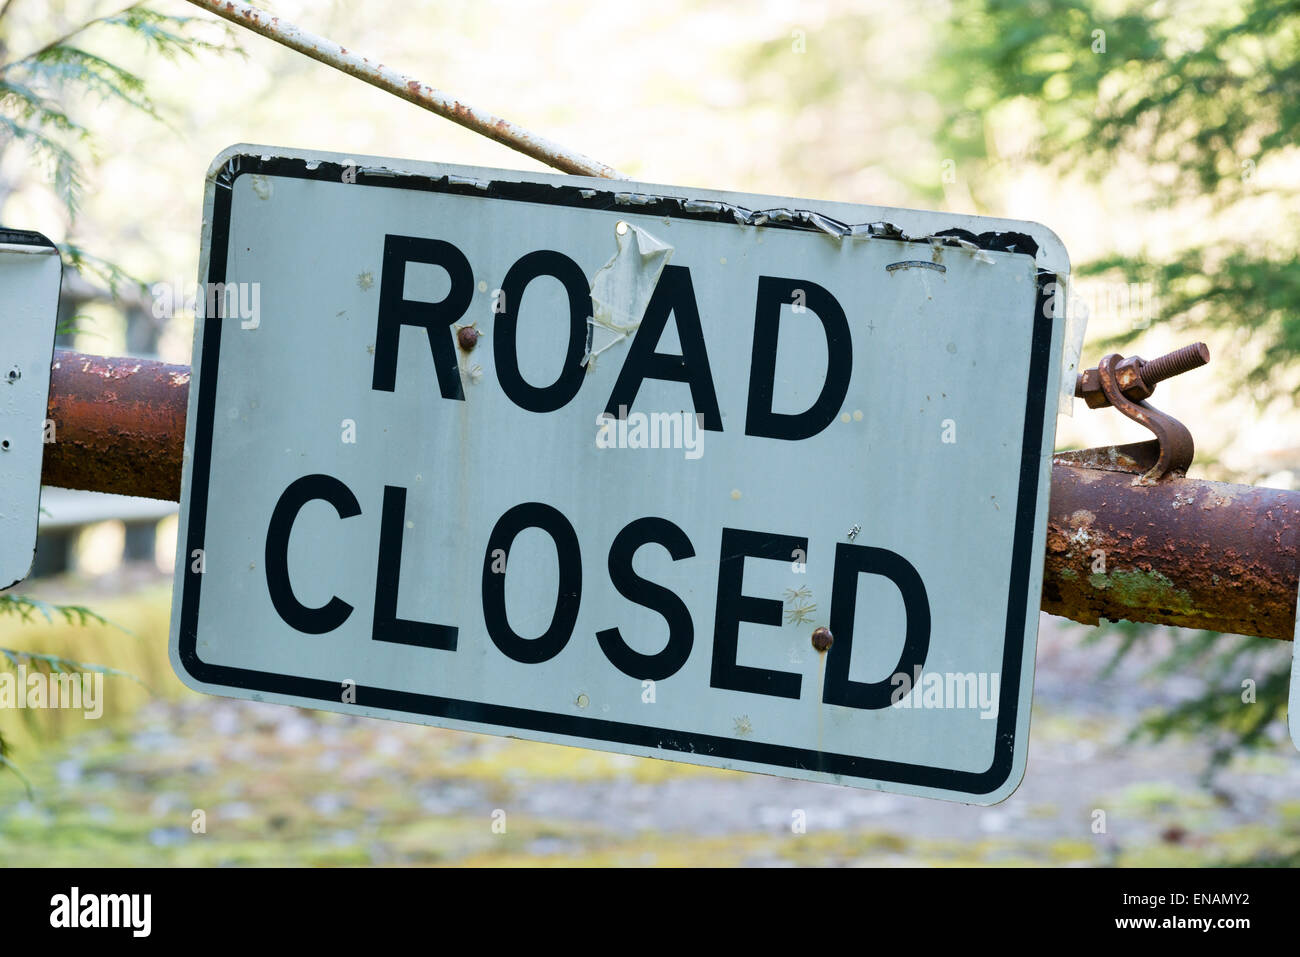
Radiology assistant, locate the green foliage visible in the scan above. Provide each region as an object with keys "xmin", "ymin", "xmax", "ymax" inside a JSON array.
[
  {"xmin": 931, "ymin": 0, "xmax": 1300, "ymax": 391},
  {"xmin": 58, "ymin": 239, "xmax": 147, "ymax": 299},
  {"xmin": 1080, "ymin": 247, "xmax": 1300, "ymax": 378},
  {"xmin": 1083, "ymin": 619, "xmax": 1289, "ymax": 776},
  {"xmin": 0, "ymin": 595, "xmax": 139, "ymax": 791},
  {"xmin": 936, "ymin": 0, "xmax": 1299, "ymax": 193},
  {"xmin": 929, "ymin": 0, "xmax": 1299, "ymax": 772},
  {"xmin": 0, "ymin": 1, "xmax": 241, "ymax": 222},
  {"xmin": 0, "ymin": 593, "xmax": 111, "ymax": 629},
  {"xmin": 0, "ymin": 1, "xmax": 238, "ymax": 785}
]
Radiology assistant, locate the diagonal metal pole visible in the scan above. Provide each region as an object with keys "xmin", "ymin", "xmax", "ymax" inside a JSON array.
[{"xmin": 183, "ymin": 0, "xmax": 626, "ymax": 180}]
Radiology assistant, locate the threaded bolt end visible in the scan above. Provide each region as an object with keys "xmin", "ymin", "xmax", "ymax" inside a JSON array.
[{"xmin": 1141, "ymin": 342, "xmax": 1210, "ymax": 387}]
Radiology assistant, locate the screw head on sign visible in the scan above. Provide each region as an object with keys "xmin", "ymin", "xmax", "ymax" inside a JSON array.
[
  {"xmin": 811, "ymin": 627, "xmax": 833, "ymax": 652},
  {"xmin": 457, "ymin": 326, "xmax": 480, "ymax": 351}
]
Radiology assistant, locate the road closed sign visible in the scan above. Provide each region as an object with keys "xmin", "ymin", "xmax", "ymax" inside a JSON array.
[{"xmin": 169, "ymin": 146, "xmax": 1068, "ymax": 804}]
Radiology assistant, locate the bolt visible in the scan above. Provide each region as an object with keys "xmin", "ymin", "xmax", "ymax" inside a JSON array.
[
  {"xmin": 456, "ymin": 326, "xmax": 480, "ymax": 351},
  {"xmin": 1075, "ymin": 342, "xmax": 1210, "ymax": 409},
  {"xmin": 811, "ymin": 627, "xmax": 833, "ymax": 652},
  {"xmin": 6, "ymin": 367, "xmax": 18, "ymax": 383},
  {"xmin": 1138, "ymin": 342, "xmax": 1210, "ymax": 389}
]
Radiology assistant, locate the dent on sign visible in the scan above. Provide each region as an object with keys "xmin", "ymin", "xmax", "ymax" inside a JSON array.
[{"xmin": 169, "ymin": 146, "xmax": 1067, "ymax": 805}]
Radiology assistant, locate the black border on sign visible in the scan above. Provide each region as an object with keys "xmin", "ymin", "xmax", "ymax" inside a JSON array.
[{"xmin": 176, "ymin": 154, "xmax": 1057, "ymax": 797}]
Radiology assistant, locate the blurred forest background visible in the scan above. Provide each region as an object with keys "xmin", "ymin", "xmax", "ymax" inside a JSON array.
[{"xmin": 1, "ymin": 0, "xmax": 1299, "ymax": 865}]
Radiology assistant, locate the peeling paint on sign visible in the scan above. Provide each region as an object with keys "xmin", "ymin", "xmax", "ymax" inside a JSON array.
[{"xmin": 584, "ymin": 220, "xmax": 674, "ymax": 367}]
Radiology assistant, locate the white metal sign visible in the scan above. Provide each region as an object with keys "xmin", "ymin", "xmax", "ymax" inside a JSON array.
[
  {"xmin": 170, "ymin": 146, "xmax": 1067, "ymax": 803},
  {"xmin": 0, "ymin": 230, "xmax": 61, "ymax": 589}
]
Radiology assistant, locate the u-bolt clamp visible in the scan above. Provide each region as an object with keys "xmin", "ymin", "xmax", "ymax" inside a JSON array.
[{"xmin": 1071, "ymin": 343, "xmax": 1209, "ymax": 485}]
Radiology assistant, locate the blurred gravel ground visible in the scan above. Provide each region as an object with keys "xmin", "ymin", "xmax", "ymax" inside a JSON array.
[{"xmin": 2, "ymin": 598, "xmax": 1298, "ymax": 866}]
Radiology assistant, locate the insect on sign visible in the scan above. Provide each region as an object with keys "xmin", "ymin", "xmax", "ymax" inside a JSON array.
[{"xmin": 169, "ymin": 146, "xmax": 1068, "ymax": 804}]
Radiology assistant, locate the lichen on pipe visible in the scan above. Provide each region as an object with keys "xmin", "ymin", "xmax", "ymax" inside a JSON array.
[
  {"xmin": 1043, "ymin": 461, "xmax": 1300, "ymax": 641},
  {"xmin": 184, "ymin": 0, "xmax": 626, "ymax": 180}
]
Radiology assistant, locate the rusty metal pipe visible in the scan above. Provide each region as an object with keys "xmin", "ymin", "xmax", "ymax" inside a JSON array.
[
  {"xmin": 183, "ymin": 0, "xmax": 626, "ymax": 180},
  {"xmin": 37, "ymin": 351, "xmax": 1300, "ymax": 641},
  {"xmin": 42, "ymin": 351, "xmax": 190, "ymax": 502},
  {"xmin": 1043, "ymin": 461, "xmax": 1300, "ymax": 640}
]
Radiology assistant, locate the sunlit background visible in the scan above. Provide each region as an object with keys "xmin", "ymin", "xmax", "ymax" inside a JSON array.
[{"xmin": 2, "ymin": 0, "xmax": 1298, "ymax": 865}]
